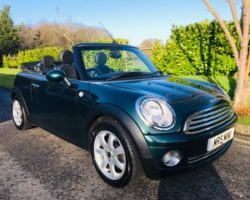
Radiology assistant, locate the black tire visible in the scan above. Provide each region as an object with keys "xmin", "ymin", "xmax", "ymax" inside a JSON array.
[
  {"xmin": 89, "ymin": 116, "xmax": 143, "ymax": 187},
  {"xmin": 12, "ymin": 98, "xmax": 32, "ymax": 130}
]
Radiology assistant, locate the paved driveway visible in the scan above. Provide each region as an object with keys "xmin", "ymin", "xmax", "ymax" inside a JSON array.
[{"xmin": 0, "ymin": 89, "xmax": 249, "ymax": 200}]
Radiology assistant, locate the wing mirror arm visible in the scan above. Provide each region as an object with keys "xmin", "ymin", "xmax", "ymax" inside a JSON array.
[{"xmin": 63, "ymin": 77, "xmax": 71, "ymax": 87}]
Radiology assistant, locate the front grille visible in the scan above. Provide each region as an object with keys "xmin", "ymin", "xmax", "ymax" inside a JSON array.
[{"xmin": 184, "ymin": 103, "xmax": 236, "ymax": 134}]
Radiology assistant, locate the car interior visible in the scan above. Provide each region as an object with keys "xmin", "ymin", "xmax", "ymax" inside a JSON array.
[
  {"xmin": 21, "ymin": 50, "xmax": 118, "ymax": 80},
  {"xmin": 21, "ymin": 50, "xmax": 78, "ymax": 80},
  {"xmin": 86, "ymin": 52, "xmax": 114, "ymax": 78},
  {"xmin": 94, "ymin": 52, "xmax": 113, "ymax": 74}
]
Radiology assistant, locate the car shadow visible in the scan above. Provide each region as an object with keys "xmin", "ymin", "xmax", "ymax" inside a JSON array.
[
  {"xmin": 0, "ymin": 88, "xmax": 12, "ymax": 123},
  {"xmin": 157, "ymin": 164, "xmax": 233, "ymax": 200}
]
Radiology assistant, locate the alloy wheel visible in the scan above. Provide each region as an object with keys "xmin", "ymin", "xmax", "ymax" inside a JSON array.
[
  {"xmin": 12, "ymin": 100, "xmax": 23, "ymax": 126},
  {"xmin": 93, "ymin": 130, "xmax": 126, "ymax": 180}
]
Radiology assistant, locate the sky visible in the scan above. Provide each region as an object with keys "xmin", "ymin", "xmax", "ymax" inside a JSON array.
[{"xmin": 0, "ymin": 0, "xmax": 242, "ymax": 45}]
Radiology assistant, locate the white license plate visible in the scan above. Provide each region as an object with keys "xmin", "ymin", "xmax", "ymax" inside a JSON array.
[{"xmin": 207, "ymin": 127, "xmax": 235, "ymax": 151}]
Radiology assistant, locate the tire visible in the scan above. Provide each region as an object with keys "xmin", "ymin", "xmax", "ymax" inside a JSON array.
[
  {"xmin": 89, "ymin": 116, "xmax": 143, "ymax": 187},
  {"xmin": 12, "ymin": 98, "xmax": 32, "ymax": 130}
]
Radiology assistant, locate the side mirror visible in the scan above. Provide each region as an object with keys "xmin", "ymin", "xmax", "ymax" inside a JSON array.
[{"xmin": 46, "ymin": 69, "xmax": 71, "ymax": 87}]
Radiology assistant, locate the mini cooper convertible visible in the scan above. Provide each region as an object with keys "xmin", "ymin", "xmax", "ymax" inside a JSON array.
[{"xmin": 12, "ymin": 43, "xmax": 237, "ymax": 187}]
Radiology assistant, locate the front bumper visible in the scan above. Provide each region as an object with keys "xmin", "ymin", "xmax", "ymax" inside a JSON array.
[{"xmin": 140, "ymin": 125, "xmax": 234, "ymax": 179}]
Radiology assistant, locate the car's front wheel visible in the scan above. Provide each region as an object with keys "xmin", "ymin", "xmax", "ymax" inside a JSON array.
[
  {"xmin": 12, "ymin": 98, "xmax": 32, "ymax": 130},
  {"xmin": 89, "ymin": 117, "xmax": 142, "ymax": 187}
]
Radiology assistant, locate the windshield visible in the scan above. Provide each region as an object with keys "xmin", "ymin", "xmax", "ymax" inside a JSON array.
[{"xmin": 80, "ymin": 45, "xmax": 159, "ymax": 80}]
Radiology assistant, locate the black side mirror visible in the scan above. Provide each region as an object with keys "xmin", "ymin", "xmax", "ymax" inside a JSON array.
[{"xmin": 46, "ymin": 69, "xmax": 71, "ymax": 87}]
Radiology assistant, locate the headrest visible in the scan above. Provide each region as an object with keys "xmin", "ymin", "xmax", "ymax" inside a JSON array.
[
  {"xmin": 59, "ymin": 50, "xmax": 73, "ymax": 65},
  {"xmin": 42, "ymin": 55, "xmax": 55, "ymax": 67},
  {"xmin": 95, "ymin": 52, "xmax": 107, "ymax": 66}
]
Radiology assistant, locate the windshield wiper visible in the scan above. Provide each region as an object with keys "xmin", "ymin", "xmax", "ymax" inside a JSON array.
[
  {"xmin": 151, "ymin": 70, "xmax": 162, "ymax": 77},
  {"xmin": 106, "ymin": 72, "xmax": 151, "ymax": 81}
]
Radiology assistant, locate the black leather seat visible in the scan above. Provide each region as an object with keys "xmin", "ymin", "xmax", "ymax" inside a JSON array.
[
  {"xmin": 42, "ymin": 55, "xmax": 55, "ymax": 74},
  {"xmin": 59, "ymin": 50, "xmax": 77, "ymax": 79},
  {"xmin": 94, "ymin": 52, "xmax": 112, "ymax": 74}
]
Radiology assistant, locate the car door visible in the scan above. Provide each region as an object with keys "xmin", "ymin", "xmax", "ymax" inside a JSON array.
[{"xmin": 30, "ymin": 75, "xmax": 89, "ymax": 141}]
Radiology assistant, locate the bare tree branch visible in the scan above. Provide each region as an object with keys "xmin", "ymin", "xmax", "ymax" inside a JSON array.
[
  {"xmin": 204, "ymin": 0, "xmax": 250, "ymax": 107},
  {"xmin": 240, "ymin": 0, "xmax": 250, "ymax": 66},
  {"xmin": 228, "ymin": 0, "xmax": 243, "ymax": 40},
  {"xmin": 54, "ymin": 22, "xmax": 74, "ymax": 45},
  {"xmin": 203, "ymin": 0, "xmax": 240, "ymax": 67}
]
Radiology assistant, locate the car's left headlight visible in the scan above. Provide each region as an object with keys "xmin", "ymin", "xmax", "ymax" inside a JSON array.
[{"xmin": 136, "ymin": 97, "xmax": 175, "ymax": 130}]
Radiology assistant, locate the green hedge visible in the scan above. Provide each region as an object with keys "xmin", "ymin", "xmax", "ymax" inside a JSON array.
[
  {"xmin": 2, "ymin": 47, "xmax": 63, "ymax": 68},
  {"xmin": 152, "ymin": 20, "xmax": 242, "ymax": 76},
  {"xmin": 1, "ymin": 38, "xmax": 129, "ymax": 68}
]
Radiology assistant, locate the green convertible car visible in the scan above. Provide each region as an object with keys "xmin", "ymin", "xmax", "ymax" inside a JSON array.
[{"xmin": 12, "ymin": 43, "xmax": 237, "ymax": 187}]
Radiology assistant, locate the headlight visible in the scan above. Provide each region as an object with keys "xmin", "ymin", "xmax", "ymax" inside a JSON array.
[{"xmin": 136, "ymin": 97, "xmax": 175, "ymax": 130}]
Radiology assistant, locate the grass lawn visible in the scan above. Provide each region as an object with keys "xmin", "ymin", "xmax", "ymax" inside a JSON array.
[
  {"xmin": 237, "ymin": 116, "xmax": 250, "ymax": 125},
  {"xmin": 0, "ymin": 68, "xmax": 20, "ymax": 89},
  {"xmin": 0, "ymin": 68, "xmax": 249, "ymax": 125}
]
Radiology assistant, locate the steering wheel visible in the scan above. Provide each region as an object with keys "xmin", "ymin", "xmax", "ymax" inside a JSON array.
[{"xmin": 86, "ymin": 68, "xmax": 103, "ymax": 78}]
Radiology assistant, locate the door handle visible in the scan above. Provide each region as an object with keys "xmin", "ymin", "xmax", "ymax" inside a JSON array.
[{"xmin": 31, "ymin": 83, "xmax": 40, "ymax": 88}]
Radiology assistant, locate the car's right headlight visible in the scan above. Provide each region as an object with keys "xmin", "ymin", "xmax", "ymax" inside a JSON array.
[{"xmin": 136, "ymin": 97, "xmax": 175, "ymax": 130}]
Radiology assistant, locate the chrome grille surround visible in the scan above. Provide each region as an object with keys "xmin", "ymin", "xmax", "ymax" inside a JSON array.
[{"xmin": 184, "ymin": 103, "xmax": 236, "ymax": 134}]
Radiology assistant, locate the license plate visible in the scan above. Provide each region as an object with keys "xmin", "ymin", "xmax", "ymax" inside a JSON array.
[{"xmin": 207, "ymin": 127, "xmax": 235, "ymax": 151}]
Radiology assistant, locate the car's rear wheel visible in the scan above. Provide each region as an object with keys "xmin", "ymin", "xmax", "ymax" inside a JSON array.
[
  {"xmin": 12, "ymin": 99, "xmax": 32, "ymax": 130},
  {"xmin": 89, "ymin": 117, "xmax": 142, "ymax": 187}
]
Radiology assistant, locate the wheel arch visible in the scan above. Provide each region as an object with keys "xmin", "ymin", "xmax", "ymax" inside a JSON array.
[
  {"xmin": 87, "ymin": 104, "xmax": 152, "ymax": 158},
  {"xmin": 11, "ymin": 87, "xmax": 31, "ymax": 119}
]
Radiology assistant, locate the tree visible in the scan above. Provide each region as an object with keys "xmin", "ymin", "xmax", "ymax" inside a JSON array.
[
  {"xmin": 151, "ymin": 21, "xmax": 238, "ymax": 76},
  {"xmin": 17, "ymin": 22, "xmax": 109, "ymax": 50},
  {"xmin": 17, "ymin": 24, "xmax": 35, "ymax": 50},
  {"xmin": 0, "ymin": 6, "xmax": 20, "ymax": 55},
  {"xmin": 203, "ymin": 0, "xmax": 250, "ymax": 108},
  {"xmin": 139, "ymin": 39, "xmax": 159, "ymax": 57}
]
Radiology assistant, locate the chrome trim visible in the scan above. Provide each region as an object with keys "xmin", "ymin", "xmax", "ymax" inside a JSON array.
[
  {"xmin": 188, "ymin": 111, "xmax": 234, "ymax": 130},
  {"xmin": 186, "ymin": 114, "xmax": 236, "ymax": 134},
  {"xmin": 192, "ymin": 106, "xmax": 229, "ymax": 120},
  {"xmin": 184, "ymin": 103, "xmax": 236, "ymax": 134},
  {"xmin": 31, "ymin": 83, "xmax": 40, "ymax": 88},
  {"xmin": 135, "ymin": 96, "xmax": 176, "ymax": 131},
  {"xmin": 190, "ymin": 108, "xmax": 231, "ymax": 125}
]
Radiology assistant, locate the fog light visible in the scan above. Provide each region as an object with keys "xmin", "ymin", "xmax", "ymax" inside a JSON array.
[{"xmin": 163, "ymin": 150, "xmax": 182, "ymax": 167}]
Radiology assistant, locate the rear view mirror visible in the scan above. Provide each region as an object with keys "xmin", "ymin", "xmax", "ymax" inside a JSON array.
[{"xmin": 110, "ymin": 50, "xmax": 121, "ymax": 59}]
